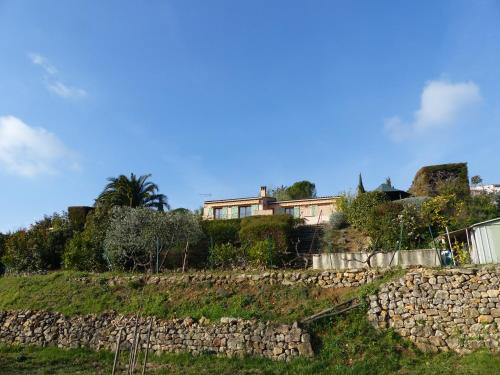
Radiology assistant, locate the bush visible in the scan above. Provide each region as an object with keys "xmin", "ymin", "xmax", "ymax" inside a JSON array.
[
  {"xmin": 208, "ymin": 242, "xmax": 243, "ymax": 268},
  {"xmin": 239, "ymin": 215, "xmax": 293, "ymax": 265},
  {"xmin": 202, "ymin": 219, "xmax": 241, "ymax": 246},
  {"xmin": 63, "ymin": 206, "xmax": 111, "ymax": 272},
  {"xmin": 63, "ymin": 231, "xmax": 106, "ymax": 271},
  {"xmin": 247, "ymin": 239, "xmax": 276, "ymax": 266},
  {"xmin": 2, "ymin": 213, "xmax": 72, "ymax": 272},
  {"xmin": 329, "ymin": 212, "xmax": 347, "ymax": 229},
  {"xmin": 342, "ymin": 191, "xmax": 388, "ymax": 231}
]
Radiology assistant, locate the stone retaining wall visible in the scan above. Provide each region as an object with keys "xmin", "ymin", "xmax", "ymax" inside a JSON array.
[
  {"xmin": 79, "ymin": 268, "xmax": 387, "ymax": 289},
  {"xmin": 367, "ymin": 266, "xmax": 500, "ymax": 353},
  {"xmin": 0, "ymin": 310, "xmax": 313, "ymax": 361}
]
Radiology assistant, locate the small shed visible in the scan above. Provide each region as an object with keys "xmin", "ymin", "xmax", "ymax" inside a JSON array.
[{"xmin": 469, "ymin": 217, "xmax": 500, "ymax": 264}]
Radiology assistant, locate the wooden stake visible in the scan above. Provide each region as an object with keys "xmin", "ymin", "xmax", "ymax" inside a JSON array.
[
  {"xmin": 182, "ymin": 240, "xmax": 190, "ymax": 273},
  {"xmin": 111, "ymin": 327, "xmax": 123, "ymax": 375},
  {"xmin": 141, "ymin": 318, "xmax": 153, "ymax": 375}
]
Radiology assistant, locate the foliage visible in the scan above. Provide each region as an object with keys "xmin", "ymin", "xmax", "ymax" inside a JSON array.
[
  {"xmin": 452, "ymin": 241, "xmax": 471, "ymax": 265},
  {"xmin": 67, "ymin": 206, "xmax": 93, "ymax": 232},
  {"xmin": 461, "ymin": 194, "xmax": 500, "ymax": 227},
  {"xmin": 422, "ymin": 194, "xmax": 465, "ymax": 232},
  {"xmin": 286, "ymin": 180, "xmax": 317, "ymax": 200},
  {"xmin": 239, "ymin": 215, "xmax": 293, "ymax": 264},
  {"xmin": 329, "ymin": 212, "xmax": 347, "ymax": 230},
  {"xmin": 357, "ymin": 173, "xmax": 366, "ymax": 195},
  {"xmin": 208, "ymin": 242, "xmax": 243, "ymax": 268},
  {"xmin": 202, "ymin": 219, "xmax": 241, "ymax": 246},
  {"xmin": 341, "ymin": 191, "xmax": 387, "ymax": 231},
  {"xmin": 2, "ymin": 213, "xmax": 72, "ymax": 273},
  {"xmin": 63, "ymin": 206, "xmax": 111, "ymax": 272},
  {"xmin": 409, "ymin": 162, "xmax": 470, "ymax": 199},
  {"xmin": 96, "ymin": 173, "xmax": 169, "ymax": 211},
  {"xmin": 270, "ymin": 180, "xmax": 316, "ymax": 200},
  {"xmin": 470, "ymin": 175, "xmax": 483, "ymax": 186},
  {"xmin": 104, "ymin": 207, "xmax": 202, "ymax": 272},
  {"xmin": 63, "ymin": 232, "xmax": 105, "ymax": 271},
  {"xmin": 247, "ymin": 239, "xmax": 276, "ymax": 266}
]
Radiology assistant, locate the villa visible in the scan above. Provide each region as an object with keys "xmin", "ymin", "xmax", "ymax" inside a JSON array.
[{"xmin": 202, "ymin": 186, "xmax": 339, "ymax": 225}]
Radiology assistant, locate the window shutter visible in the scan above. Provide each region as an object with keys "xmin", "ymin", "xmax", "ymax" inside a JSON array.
[
  {"xmin": 231, "ymin": 206, "xmax": 238, "ymax": 219},
  {"xmin": 206, "ymin": 207, "xmax": 213, "ymax": 218},
  {"xmin": 251, "ymin": 205, "xmax": 258, "ymax": 215},
  {"xmin": 222, "ymin": 207, "xmax": 228, "ymax": 219},
  {"xmin": 293, "ymin": 206, "xmax": 300, "ymax": 218}
]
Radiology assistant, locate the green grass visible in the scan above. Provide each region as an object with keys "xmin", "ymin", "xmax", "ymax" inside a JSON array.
[{"xmin": 0, "ymin": 271, "xmax": 349, "ymax": 323}]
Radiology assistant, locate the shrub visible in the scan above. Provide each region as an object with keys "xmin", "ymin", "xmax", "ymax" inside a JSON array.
[
  {"xmin": 342, "ymin": 191, "xmax": 388, "ymax": 231},
  {"xmin": 63, "ymin": 231, "xmax": 106, "ymax": 271},
  {"xmin": 67, "ymin": 206, "xmax": 93, "ymax": 232},
  {"xmin": 2, "ymin": 213, "xmax": 72, "ymax": 272},
  {"xmin": 202, "ymin": 219, "xmax": 241, "ymax": 246},
  {"xmin": 208, "ymin": 242, "xmax": 243, "ymax": 268},
  {"xmin": 329, "ymin": 212, "xmax": 347, "ymax": 229},
  {"xmin": 239, "ymin": 215, "xmax": 293, "ymax": 265},
  {"xmin": 63, "ymin": 206, "xmax": 111, "ymax": 272},
  {"xmin": 247, "ymin": 239, "xmax": 276, "ymax": 266}
]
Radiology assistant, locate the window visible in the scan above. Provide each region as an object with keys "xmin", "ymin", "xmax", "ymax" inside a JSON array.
[
  {"xmin": 214, "ymin": 208, "xmax": 223, "ymax": 219},
  {"xmin": 284, "ymin": 207, "xmax": 294, "ymax": 216},
  {"xmin": 239, "ymin": 206, "xmax": 252, "ymax": 218}
]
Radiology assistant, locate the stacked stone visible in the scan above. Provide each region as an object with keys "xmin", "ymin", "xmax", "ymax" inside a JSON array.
[
  {"xmin": 88, "ymin": 268, "xmax": 386, "ymax": 289},
  {"xmin": 367, "ymin": 266, "xmax": 500, "ymax": 353},
  {"xmin": 0, "ymin": 311, "xmax": 313, "ymax": 361}
]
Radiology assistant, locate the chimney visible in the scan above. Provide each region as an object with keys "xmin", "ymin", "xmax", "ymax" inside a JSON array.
[{"xmin": 259, "ymin": 186, "xmax": 267, "ymax": 197}]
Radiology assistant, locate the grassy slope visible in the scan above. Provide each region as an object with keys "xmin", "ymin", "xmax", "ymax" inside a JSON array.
[
  {"xmin": 0, "ymin": 271, "xmax": 499, "ymax": 374},
  {"xmin": 0, "ymin": 271, "xmax": 349, "ymax": 323}
]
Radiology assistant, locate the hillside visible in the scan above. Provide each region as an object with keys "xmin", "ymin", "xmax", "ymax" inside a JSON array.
[{"xmin": 0, "ymin": 271, "xmax": 499, "ymax": 374}]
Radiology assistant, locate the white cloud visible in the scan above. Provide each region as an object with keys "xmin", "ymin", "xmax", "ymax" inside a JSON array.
[
  {"xmin": 47, "ymin": 81, "xmax": 87, "ymax": 99},
  {"xmin": 28, "ymin": 53, "xmax": 58, "ymax": 75},
  {"xmin": 28, "ymin": 52, "xmax": 87, "ymax": 99},
  {"xmin": 0, "ymin": 116, "xmax": 77, "ymax": 177},
  {"xmin": 385, "ymin": 80, "xmax": 481, "ymax": 141}
]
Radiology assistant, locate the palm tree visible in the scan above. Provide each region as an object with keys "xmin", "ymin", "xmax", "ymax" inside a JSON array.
[{"xmin": 96, "ymin": 173, "xmax": 169, "ymax": 211}]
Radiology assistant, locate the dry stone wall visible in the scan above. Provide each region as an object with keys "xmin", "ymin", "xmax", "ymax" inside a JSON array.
[
  {"xmin": 367, "ymin": 266, "xmax": 500, "ymax": 353},
  {"xmin": 0, "ymin": 310, "xmax": 313, "ymax": 361},
  {"xmin": 80, "ymin": 268, "xmax": 387, "ymax": 289}
]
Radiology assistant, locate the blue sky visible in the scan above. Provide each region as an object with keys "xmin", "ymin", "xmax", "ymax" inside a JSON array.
[{"xmin": 1, "ymin": 0, "xmax": 500, "ymax": 232}]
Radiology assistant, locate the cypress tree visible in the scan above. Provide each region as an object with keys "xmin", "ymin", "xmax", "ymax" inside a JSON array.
[{"xmin": 357, "ymin": 173, "xmax": 366, "ymax": 195}]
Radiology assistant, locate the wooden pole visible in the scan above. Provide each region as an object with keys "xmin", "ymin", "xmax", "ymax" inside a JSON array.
[
  {"xmin": 182, "ymin": 240, "xmax": 190, "ymax": 273},
  {"xmin": 111, "ymin": 327, "xmax": 123, "ymax": 375},
  {"xmin": 445, "ymin": 226, "xmax": 456, "ymax": 266},
  {"xmin": 141, "ymin": 318, "xmax": 153, "ymax": 375},
  {"xmin": 128, "ymin": 315, "xmax": 140, "ymax": 375}
]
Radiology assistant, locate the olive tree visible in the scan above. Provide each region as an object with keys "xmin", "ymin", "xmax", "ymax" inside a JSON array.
[{"xmin": 104, "ymin": 207, "xmax": 202, "ymax": 272}]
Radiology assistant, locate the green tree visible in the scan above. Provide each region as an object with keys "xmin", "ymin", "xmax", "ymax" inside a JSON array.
[
  {"xmin": 104, "ymin": 207, "xmax": 202, "ymax": 272},
  {"xmin": 287, "ymin": 180, "xmax": 316, "ymax": 199},
  {"xmin": 471, "ymin": 175, "xmax": 483, "ymax": 186},
  {"xmin": 2, "ymin": 213, "xmax": 72, "ymax": 272},
  {"xmin": 96, "ymin": 173, "xmax": 169, "ymax": 211},
  {"xmin": 357, "ymin": 173, "xmax": 366, "ymax": 195}
]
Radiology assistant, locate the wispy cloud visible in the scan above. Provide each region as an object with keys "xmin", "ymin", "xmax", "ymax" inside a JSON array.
[
  {"xmin": 384, "ymin": 80, "xmax": 482, "ymax": 141},
  {"xmin": 28, "ymin": 53, "xmax": 58, "ymax": 75},
  {"xmin": 0, "ymin": 115, "xmax": 78, "ymax": 177},
  {"xmin": 46, "ymin": 81, "xmax": 87, "ymax": 99},
  {"xmin": 28, "ymin": 52, "xmax": 87, "ymax": 99}
]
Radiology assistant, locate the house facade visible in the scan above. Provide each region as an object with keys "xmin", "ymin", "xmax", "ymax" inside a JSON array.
[{"xmin": 203, "ymin": 186, "xmax": 338, "ymax": 225}]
